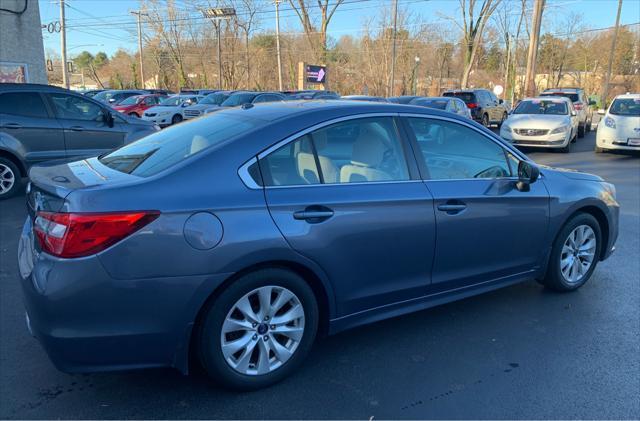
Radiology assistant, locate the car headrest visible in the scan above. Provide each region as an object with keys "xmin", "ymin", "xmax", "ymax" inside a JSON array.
[{"xmin": 351, "ymin": 127, "xmax": 387, "ymax": 168}]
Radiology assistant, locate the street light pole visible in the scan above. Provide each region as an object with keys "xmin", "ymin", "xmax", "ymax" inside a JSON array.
[
  {"xmin": 412, "ymin": 56, "xmax": 420, "ymax": 95},
  {"xmin": 602, "ymin": 0, "xmax": 623, "ymax": 108},
  {"xmin": 131, "ymin": 11, "xmax": 148, "ymax": 89},
  {"xmin": 59, "ymin": 0, "xmax": 69, "ymax": 89},
  {"xmin": 202, "ymin": 8, "xmax": 236, "ymax": 90},
  {"xmin": 275, "ymin": 0, "xmax": 283, "ymax": 91}
]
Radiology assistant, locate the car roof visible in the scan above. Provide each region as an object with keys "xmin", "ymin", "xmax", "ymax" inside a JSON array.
[
  {"xmin": 0, "ymin": 83, "xmax": 76, "ymax": 93},
  {"xmin": 614, "ymin": 93, "xmax": 640, "ymax": 99}
]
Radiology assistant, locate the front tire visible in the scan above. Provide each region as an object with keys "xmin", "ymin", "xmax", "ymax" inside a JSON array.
[
  {"xmin": 171, "ymin": 114, "xmax": 183, "ymax": 125},
  {"xmin": 197, "ymin": 268, "xmax": 319, "ymax": 390},
  {"xmin": 0, "ymin": 157, "xmax": 20, "ymax": 200},
  {"xmin": 540, "ymin": 213, "xmax": 601, "ymax": 292}
]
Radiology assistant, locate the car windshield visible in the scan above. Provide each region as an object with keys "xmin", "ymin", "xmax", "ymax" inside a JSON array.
[
  {"xmin": 200, "ymin": 93, "xmax": 228, "ymax": 105},
  {"xmin": 540, "ymin": 92, "xmax": 580, "ymax": 102},
  {"xmin": 221, "ymin": 93, "xmax": 256, "ymax": 107},
  {"xmin": 513, "ymin": 99, "xmax": 568, "ymax": 115},
  {"xmin": 98, "ymin": 112, "xmax": 262, "ymax": 177},
  {"xmin": 412, "ymin": 99, "xmax": 448, "ymax": 109},
  {"xmin": 609, "ymin": 98, "xmax": 640, "ymax": 116},
  {"xmin": 158, "ymin": 96, "xmax": 184, "ymax": 106},
  {"xmin": 443, "ymin": 92, "xmax": 475, "ymax": 103},
  {"xmin": 119, "ymin": 95, "xmax": 141, "ymax": 105}
]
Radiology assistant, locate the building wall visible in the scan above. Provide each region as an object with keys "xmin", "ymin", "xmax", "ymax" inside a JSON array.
[{"xmin": 0, "ymin": 0, "xmax": 47, "ymax": 84}]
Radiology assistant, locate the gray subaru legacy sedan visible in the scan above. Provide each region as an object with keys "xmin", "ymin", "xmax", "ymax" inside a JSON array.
[{"xmin": 18, "ymin": 101, "xmax": 619, "ymax": 390}]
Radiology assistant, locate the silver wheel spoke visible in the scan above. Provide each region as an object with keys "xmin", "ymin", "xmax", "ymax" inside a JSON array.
[
  {"xmin": 220, "ymin": 285, "xmax": 305, "ymax": 376},
  {"xmin": 561, "ymin": 225, "xmax": 597, "ymax": 284}
]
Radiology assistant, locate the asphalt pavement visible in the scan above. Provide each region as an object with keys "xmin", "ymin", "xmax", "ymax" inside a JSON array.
[{"xmin": 1, "ymin": 129, "xmax": 638, "ymax": 419}]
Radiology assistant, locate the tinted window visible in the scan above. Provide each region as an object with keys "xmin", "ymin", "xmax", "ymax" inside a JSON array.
[
  {"xmin": 408, "ymin": 118, "xmax": 511, "ymax": 180},
  {"xmin": 443, "ymin": 92, "xmax": 476, "ymax": 104},
  {"xmin": 540, "ymin": 92, "xmax": 580, "ymax": 102},
  {"xmin": 120, "ymin": 95, "xmax": 141, "ymax": 105},
  {"xmin": 254, "ymin": 94, "xmax": 282, "ymax": 103},
  {"xmin": 222, "ymin": 93, "xmax": 256, "ymax": 107},
  {"xmin": 49, "ymin": 93, "xmax": 103, "ymax": 121},
  {"xmin": 0, "ymin": 92, "xmax": 49, "ymax": 118},
  {"xmin": 411, "ymin": 98, "xmax": 448, "ymax": 110},
  {"xmin": 99, "ymin": 112, "xmax": 261, "ymax": 177},
  {"xmin": 143, "ymin": 96, "xmax": 157, "ymax": 105},
  {"xmin": 201, "ymin": 93, "xmax": 228, "ymax": 105},
  {"xmin": 260, "ymin": 117, "xmax": 410, "ymax": 186}
]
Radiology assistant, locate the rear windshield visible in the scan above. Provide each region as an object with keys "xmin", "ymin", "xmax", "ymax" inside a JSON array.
[
  {"xmin": 98, "ymin": 113, "xmax": 261, "ymax": 177},
  {"xmin": 513, "ymin": 99, "xmax": 568, "ymax": 115},
  {"xmin": 411, "ymin": 99, "xmax": 448, "ymax": 109},
  {"xmin": 443, "ymin": 92, "xmax": 475, "ymax": 103},
  {"xmin": 609, "ymin": 98, "xmax": 640, "ymax": 116},
  {"xmin": 540, "ymin": 92, "xmax": 580, "ymax": 102},
  {"xmin": 221, "ymin": 93, "xmax": 256, "ymax": 107}
]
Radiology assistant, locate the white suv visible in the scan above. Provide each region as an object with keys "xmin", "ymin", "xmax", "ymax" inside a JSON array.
[
  {"xmin": 596, "ymin": 93, "xmax": 640, "ymax": 153},
  {"xmin": 540, "ymin": 88, "xmax": 595, "ymax": 138}
]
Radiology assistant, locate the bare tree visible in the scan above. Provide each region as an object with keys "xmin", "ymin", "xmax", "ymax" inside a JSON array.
[
  {"xmin": 287, "ymin": 0, "xmax": 344, "ymax": 62},
  {"xmin": 236, "ymin": 0, "xmax": 262, "ymax": 88}
]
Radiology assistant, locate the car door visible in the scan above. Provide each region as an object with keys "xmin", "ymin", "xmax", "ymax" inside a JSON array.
[
  {"xmin": 403, "ymin": 116, "xmax": 549, "ymax": 291},
  {"xmin": 260, "ymin": 116, "xmax": 436, "ymax": 316},
  {"xmin": 0, "ymin": 91, "xmax": 66, "ymax": 164},
  {"xmin": 46, "ymin": 92, "xmax": 127, "ymax": 159},
  {"xmin": 486, "ymin": 91, "xmax": 501, "ymax": 121}
]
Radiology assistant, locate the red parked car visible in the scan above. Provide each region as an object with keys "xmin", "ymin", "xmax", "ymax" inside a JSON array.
[{"xmin": 112, "ymin": 94, "xmax": 164, "ymax": 118}]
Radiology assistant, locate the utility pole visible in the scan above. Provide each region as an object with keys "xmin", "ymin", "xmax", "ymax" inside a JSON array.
[
  {"xmin": 275, "ymin": 0, "xmax": 283, "ymax": 91},
  {"xmin": 524, "ymin": 0, "xmax": 545, "ymax": 97},
  {"xmin": 504, "ymin": 32, "xmax": 511, "ymax": 100},
  {"xmin": 602, "ymin": 0, "xmax": 623, "ymax": 108},
  {"xmin": 131, "ymin": 11, "xmax": 148, "ymax": 89},
  {"xmin": 59, "ymin": 0, "xmax": 69, "ymax": 89},
  {"xmin": 389, "ymin": 0, "xmax": 398, "ymax": 97}
]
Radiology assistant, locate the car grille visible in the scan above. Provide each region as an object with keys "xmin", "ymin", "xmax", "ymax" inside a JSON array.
[
  {"xmin": 515, "ymin": 128, "xmax": 549, "ymax": 136},
  {"xmin": 144, "ymin": 113, "xmax": 157, "ymax": 117}
]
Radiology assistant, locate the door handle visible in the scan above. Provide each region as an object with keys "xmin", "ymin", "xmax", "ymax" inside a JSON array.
[
  {"xmin": 2, "ymin": 123, "xmax": 21, "ymax": 129},
  {"xmin": 437, "ymin": 201, "xmax": 467, "ymax": 215},
  {"xmin": 68, "ymin": 126, "xmax": 84, "ymax": 132},
  {"xmin": 293, "ymin": 206, "xmax": 334, "ymax": 223}
]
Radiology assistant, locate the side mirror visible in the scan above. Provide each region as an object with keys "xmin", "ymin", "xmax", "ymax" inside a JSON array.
[
  {"xmin": 597, "ymin": 109, "xmax": 606, "ymax": 115},
  {"xmin": 571, "ymin": 110, "xmax": 577, "ymax": 116},
  {"xmin": 516, "ymin": 161, "xmax": 540, "ymax": 192},
  {"xmin": 108, "ymin": 98, "xmax": 116, "ymax": 104},
  {"xmin": 589, "ymin": 99, "xmax": 597, "ymax": 106},
  {"xmin": 103, "ymin": 110, "xmax": 114, "ymax": 127},
  {"xmin": 499, "ymin": 99, "xmax": 504, "ymax": 104}
]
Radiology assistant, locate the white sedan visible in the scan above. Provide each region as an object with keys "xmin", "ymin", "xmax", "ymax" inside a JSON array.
[
  {"xmin": 141, "ymin": 95, "xmax": 203, "ymax": 127},
  {"xmin": 500, "ymin": 97, "xmax": 578, "ymax": 153},
  {"xmin": 596, "ymin": 93, "xmax": 640, "ymax": 153}
]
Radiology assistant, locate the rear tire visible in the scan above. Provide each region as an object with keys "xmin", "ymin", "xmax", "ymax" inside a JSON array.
[
  {"xmin": 595, "ymin": 146, "xmax": 606, "ymax": 153},
  {"xmin": 171, "ymin": 114, "xmax": 183, "ymax": 125},
  {"xmin": 540, "ymin": 213, "xmax": 601, "ymax": 292},
  {"xmin": 0, "ymin": 157, "xmax": 21, "ymax": 200},
  {"xmin": 197, "ymin": 268, "xmax": 319, "ymax": 390},
  {"xmin": 578, "ymin": 124, "xmax": 585, "ymax": 138},
  {"xmin": 481, "ymin": 113, "xmax": 490, "ymax": 128}
]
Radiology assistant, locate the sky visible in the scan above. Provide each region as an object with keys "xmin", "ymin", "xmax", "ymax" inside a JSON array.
[{"xmin": 39, "ymin": 0, "xmax": 640, "ymax": 58}]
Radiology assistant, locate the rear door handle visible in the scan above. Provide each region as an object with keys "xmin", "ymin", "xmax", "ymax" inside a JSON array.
[
  {"xmin": 437, "ymin": 202, "xmax": 467, "ymax": 215},
  {"xmin": 293, "ymin": 206, "xmax": 334, "ymax": 223},
  {"xmin": 2, "ymin": 123, "xmax": 21, "ymax": 129},
  {"xmin": 68, "ymin": 126, "xmax": 84, "ymax": 132}
]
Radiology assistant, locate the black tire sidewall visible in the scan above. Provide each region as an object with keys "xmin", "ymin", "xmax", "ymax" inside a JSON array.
[
  {"xmin": 482, "ymin": 114, "xmax": 489, "ymax": 127},
  {"xmin": 545, "ymin": 213, "xmax": 602, "ymax": 291},
  {"xmin": 198, "ymin": 268, "xmax": 319, "ymax": 390},
  {"xmin": 172, "ymin": 114, "xmax": 182, "ymax": 124},
  {"xmin": 578, "ymin": 124, "xmax": 585, "ymax": 138},
  {"xmin": 0, "ymin": 158, "xmax": 21, "ymax": 200}
]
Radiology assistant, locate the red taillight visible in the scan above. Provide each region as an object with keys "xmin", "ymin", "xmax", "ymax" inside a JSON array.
[
  {"xmin": 466, "ymin": 102, "xmax": 478, "ymax": 109},
  {"xmin": 573, "ymin": 103, "xmax": 583, "ymax": 110},
  {"xmin": 34, "ymin": 211, "xmax": 159, "ymax": 258}
]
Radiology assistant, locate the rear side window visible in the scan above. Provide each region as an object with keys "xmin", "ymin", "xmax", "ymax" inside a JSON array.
[
  {"xmin": 99, "ymin": 112, "xmax": 261, "ymax": 177},
  {"xmin": 443, "ymin": 92, "xmax": 476, "ymax": 104},
  {"xmin": 260, "ymin": 117, "xmax": 410, "ymax": 186},
  {"xmin": 49, "ymin": 93, "xmax": 103, "ymax": 121},
  {"xmin": 541, "ymin": 92, "xmax": 580, "ymax": 103},
  {"xmin": 0, "ymin": 92, "xmax": 49, "ymax": 118}
]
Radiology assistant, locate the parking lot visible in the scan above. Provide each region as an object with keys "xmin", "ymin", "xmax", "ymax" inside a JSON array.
[{"xmin": 0, "ymin": 129, "xmax": 638, "ymax": 419}]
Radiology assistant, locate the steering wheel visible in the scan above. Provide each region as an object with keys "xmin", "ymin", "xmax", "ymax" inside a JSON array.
[{"xmin": 474, "ymin": 165, "xmax": 509, "ymax": 179}]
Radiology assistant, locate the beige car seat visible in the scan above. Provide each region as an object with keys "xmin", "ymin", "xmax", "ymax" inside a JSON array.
[
  {"xmin": 297, "ymin": 131, "xmax": 339, "ymax": 184},
  {"xmin": 340, "ymin": 128, "xmax": 393, "ymax": 183}
]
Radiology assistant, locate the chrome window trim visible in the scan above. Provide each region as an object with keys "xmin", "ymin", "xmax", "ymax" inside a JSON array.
[{"xmin": 238, "ymin": 157, "xmax": 261, "ymax": 189}]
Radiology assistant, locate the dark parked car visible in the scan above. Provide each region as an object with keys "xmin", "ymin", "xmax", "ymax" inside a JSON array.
[
  {"xmin": 388, "ymin": 95, "xmax": 420, "ymax": 104},
  {"xmin": 18, "ymin": 101, "xmax": 618, "ymax": 391},
  {"xmin": 179, "ymin": 89, "xmax": 218, "ymax": 96},
  {"xmin": 443, "ymin": 89, "xmax": 509, "ymax": 127},
  {"xmin": 409, "ymin": 96, "xmax": 472, "ymax": 119},
  {"xmin": 81, "ymin": 89, "xmax": 105, "ymax": 98},
  {"xmin": 93, "ymin": 89, "xmax": 148, "ymax": 105},
  {"xmin": 287, "ymin": 90, "xmax": 340, "ymax": 100},
  {"xmin": 183, "ymin": 91, "xmax": 236, "ymax": 120},
  {"xmin": 341, "ymin": 95, "xmax": 388, "ymax": 102},
  {"xmin": 0, "ymin": 84, "xmax": 158, "ymax": 199},
  {"xmin": 217, "ymin": 91, "xmax": 286, "ymax": 108}
]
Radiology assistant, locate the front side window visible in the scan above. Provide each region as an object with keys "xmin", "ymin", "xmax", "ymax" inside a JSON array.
[
  {"xmin": 407, "ymin": 118, "xmax": 511, "ymax": 180},
  {"xmin": 260, "ymin": 117, "xmax": 410, "ymax": 186},
  {"xmin": 49, "ymin": 93, "xmax": 103, "ymax": 121},
  {"xmin": 0, "ymin": 92, "xmax": 49, "ymax": 118}
]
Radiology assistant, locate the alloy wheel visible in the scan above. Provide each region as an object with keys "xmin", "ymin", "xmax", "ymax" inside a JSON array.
[
  {"xmin": 220, "ymin": 285, "xmax": 305, "ymax": 376},
  {"xmin": 560, "ymin": 224, "xmax": 597, "ymax": 284},
  {"xmin": 0, "ymin": 163, "xmax": 15, "ymax": 195}
]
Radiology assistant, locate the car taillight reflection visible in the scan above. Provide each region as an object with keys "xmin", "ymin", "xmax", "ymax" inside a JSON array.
[{"xmin": 34, "ymin": 211, "xmax": 160, "ymax": 258}]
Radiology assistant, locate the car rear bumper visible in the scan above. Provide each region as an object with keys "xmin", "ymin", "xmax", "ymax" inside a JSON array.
[{"xmin": 17, "ymin": 217, "xmax": 231, "ymax": 374}]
